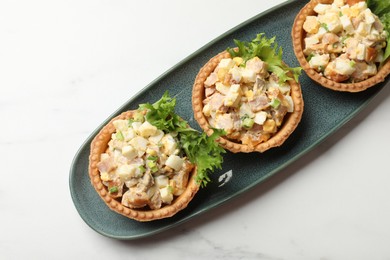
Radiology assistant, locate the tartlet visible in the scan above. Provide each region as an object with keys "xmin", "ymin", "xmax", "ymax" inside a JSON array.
[
  {"xmin": 292, "ymin": 0, "xmax": 390, "ymax": 92},
  {"xmin": 192, "ymin": 34, "xmax": 304, "ymax": 153},
  {"xmin": 89, "ymin": 110, "xmax": 200, "ymax": 221}
]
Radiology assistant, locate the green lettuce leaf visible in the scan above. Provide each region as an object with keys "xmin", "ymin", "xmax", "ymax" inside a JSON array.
[
  {"xmin": 139, "ymin": 91, "xmax": 226, "ymax": 187},
  {"xmin": 227, "ymin": 33, "xmax": 302, "ymax": 83}
]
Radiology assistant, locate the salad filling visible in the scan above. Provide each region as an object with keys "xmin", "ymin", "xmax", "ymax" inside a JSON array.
[
  {"xmin": 97, "ymin": 112, "xmax": 194, "ymax": 209},
  {"xmin": 303, "ymin": 0, "xmax": 388, "ymax": 83},
  {"xmin": 95, "ymin": 92, "xmax": 225, "ymax": 211},
  {"xmin": 201, "ymin": 34, "xmax": 301, "ymax": 148}
]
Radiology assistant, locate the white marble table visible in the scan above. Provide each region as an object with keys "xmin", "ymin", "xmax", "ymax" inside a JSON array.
[{"xmin": 1, "ymin": 0, "xmax": 390, "ymax": 259}]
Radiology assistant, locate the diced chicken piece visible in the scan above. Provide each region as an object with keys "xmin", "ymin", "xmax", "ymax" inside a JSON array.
[
  {"xmin": 138, "ymin": 121, "xmax": 157, "ymax": 137},
  {"xmin": 309, "ymin": 54, "xmax": 330, "ymax": 70},
  {"xmin": 254, "ymin": 77, "xmax": 266, "ymax": 92},
  {"xmin": 205, "ymin": 85, "xmax": 216, "ymax": 97},
  {"xmin": 171, "ymin": 161, "xmax": 193, "ymax": 196},
  {"xmin": 245, "ymin": 57, "xmax": 267, "ymax": 75},
  {"xmin": 215, "ymin": 82, "xmax": 230, "ymax": 95},
  {"xmin": 322, "ymin": 33, "xmax": 339, "ymax": 45},
  {"xmin": 303, "ymin": 16, "xmax": 320, "ymax": 34},
  {"xmin": 121, "ymin": 188, "xmax": 149, "ymax": 208},
  {"xmin": 148, "ymin": 186, "xmax": 162, "ymax": 209},
  {"xmin": 138, "ymin": 172, "xmax": 154, "ymax": 191},
  {"xmin": 350, "ymin": 61, "xmax": 377, "ymax": 82},
  {"xmin": 204, "ymin": 72, "xmax": 218, "ymax": 87},
  {"xmin": 304, "ymin": 35, "xmax": 320, "ymax": 50},
  {"xmin": 239, "ymin": 103, "xmax": 254, "ymax": 119},
  {"xmin": 345, "ymin": 37, "xmax": 359, "ymax": 59},
  {"xmin": 249, "ymin": 94, "xmax": 269, "ymax": 112},
  {"xmin": 319, "ymin": 12, "xmax": 343, "ymax": 33},
  {"xmin": 373, "ymin": 19, "xmax": 384, "ymax": 31},
  {"xmin": 215, "ymin": 113, "xmax": 234, "ymax": 134},
  {"xmin": 273, "ymin": 105, "xmax": 288, "ymax": 127},
  {"xmin": 97, "ymin": 156, "xmax": 116, "ymax": 173},
  {"xmin": 106, "ymin": 178, "xmax": 124, "ymax": 198},
  {"xmin": 206, "ymin": 92, "xmax": 226, "ymax": 112}
]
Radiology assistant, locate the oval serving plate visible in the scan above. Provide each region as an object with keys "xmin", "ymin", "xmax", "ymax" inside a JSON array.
[{"xmin": 69, "ymin": 0, "xmax": 389, "ymax": 240}]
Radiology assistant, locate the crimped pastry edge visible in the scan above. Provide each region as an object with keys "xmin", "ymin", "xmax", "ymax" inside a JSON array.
[
  {"xmin": 192, "ymin": 51, "xmax": 304, "ymax": 153},
  {"xmin": 291, "ymin": 0, "xmax": 390, "ymax": 92},
  {"xmin": 88, "ymin": 110, "xmax": 200, "ymax": 222}
]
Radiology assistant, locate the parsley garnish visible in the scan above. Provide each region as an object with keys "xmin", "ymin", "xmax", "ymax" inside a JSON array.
[
  {"xmin": 139, "ymin": 92, "xmax": 226, "ymax": 187},
  {"xmin": 227, "ymin": 33, "xmax": 302, "ymax": 84}
]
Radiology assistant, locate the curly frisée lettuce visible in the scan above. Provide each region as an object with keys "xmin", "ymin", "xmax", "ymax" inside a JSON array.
[
  {"xmin": 227, "ymin": 33, "xmax": 302, "ymax": 83},
  {"xmin": 139, "ymin": 92, "xmax": 226, "ymax": 187},
  {"xmin": 367, "ymin": 0, "xmax": 390, "ymax": 63}
]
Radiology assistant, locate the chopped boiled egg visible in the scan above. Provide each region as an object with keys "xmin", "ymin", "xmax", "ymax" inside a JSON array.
[
  {"xmin": 165, "ymin": 155, "xmax": 184, "ymax": 171},
  {"xmin": 161, "ymin": 134, "xmax": 177, "ymax": 155},
  {"xmin": 122, "ymin": 145, "xmax": 137, "ymax": 160},
  {"xmin": 303, "ymin": 16, "xmax": 320, "ymax": 34},
  {"xmin": 159, "ymin": 186, "xmax": 173, "ymax": 204},
  {"xmin": 254, "ymin": 111, "xmax": 268, "ymax": 125},
  {"xmin": 138, "ymin": 121, "xmax": 157, "ymax": 138},
  {"xmin": 309, "ymin": 54, "xmax": 330, "ymax": 70},
  {"xmin": 117, "ymin": 164, "xmax": 137, "ymax": 180},
  {"xmin": 224, "ymin": 84, "xmax": 241, "ymax": 107}
]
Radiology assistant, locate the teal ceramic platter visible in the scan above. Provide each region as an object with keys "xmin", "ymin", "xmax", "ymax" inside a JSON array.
[{"xmin": 69, "ymin": 0, "xmax": 389, "ymax": 239}]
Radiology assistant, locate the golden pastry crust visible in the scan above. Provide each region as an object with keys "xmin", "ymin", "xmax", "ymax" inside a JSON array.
[
  {"xmin": 89, "ymin": 110, "xmax": 200, "ymax": 221},
  {"xmin": 192, "ymin": 51, "xmax": 304, "ymax": 153},
  {"xmin": 291, "ymin": 0, "xmax": 390, "ymax": 92}
]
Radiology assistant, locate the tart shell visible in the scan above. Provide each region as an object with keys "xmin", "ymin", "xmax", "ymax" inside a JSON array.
[
  {"xmin": 192, "ymin": 51, "xmax": 304, "ymax": 153},
  {"xmin": 89, "ymin": 110, "xmax": 200, "ymax": 222},
  {"xmin": 291, "ymin": 0, "xmax": 390, "ymax": 92}
]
